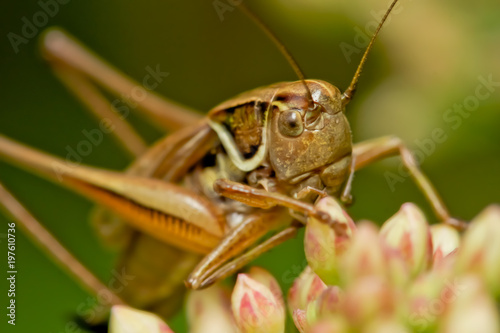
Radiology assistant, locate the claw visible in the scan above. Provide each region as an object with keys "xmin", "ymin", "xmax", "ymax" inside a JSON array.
[{"xmin": 445, "ymin": 217, "xmax": 469, "ymax": 231}]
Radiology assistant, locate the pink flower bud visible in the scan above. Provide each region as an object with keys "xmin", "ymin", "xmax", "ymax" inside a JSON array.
[
  {"xmin": 287, "ymin": 266, "xmax": 327, "ymax": 313},
  {"xmin": 315, "ymin": 286, "xmax": 343, "ymax": 318},
  {"xmin": 232, "ymin": 273, "xmax": 285, "ymax": 333},
  {"xmin": 385, "ymin": 248, "xmax": 412, "ymax": 287},
  {"xmin": 247, "ymin": 267, "xmax": 284, "ymax": 309},
  {"xmin": 109, "ymin": 305, "xmax": 174, "ymax": 333},
  {"xmin": 407, "ymin": 271, "xmax": 450, "ymax": 331},
  {"xmin": 292, "ymin": 309, "xmax": 308, "ymax": 333},
  {"xmin": 438, "ymin": 276, "xmax": 500, "ymax": 333},
  {"xmin": 430, "ymin": 224, "xmax": 460, "ymax": 269},
  {"xmin": 308, "ymin": 317, "xmax": 349, "ymax": 333},
  {"xmin": 455, "ymin": 205, "xmax": 500, "ymax": 296},
  {"xmin": 186, "ymin": 285, "xmax": 236, "ymax": 333},
  {"xmin": 315, "ymin": 196, "xmax": 356, "ymax": 238},
  {"xmin": 340, "ymin": 222, "xmax": 387, "ymax": 282},
  {"xmin": 342, "ymin": 276, "xmax": 396, "ymax": 326},
  {"xmin": 380, "ymin": 203, "xmax": 432, "ymax": 276},
  {"xmin": 304, "ymin": 197, "xmax": 355, "ymax": 285}
]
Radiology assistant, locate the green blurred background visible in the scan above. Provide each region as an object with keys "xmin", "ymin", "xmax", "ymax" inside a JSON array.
[{"xmin": 0, "ymin": 0, "xmax": 499, "ymax": 332}]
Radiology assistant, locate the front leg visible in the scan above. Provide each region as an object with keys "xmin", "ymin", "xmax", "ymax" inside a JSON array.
[
  {"xmin": 186, "ymin": 208, "xmax": 291, "ymax": 289},
  {"xmin": 187, "ymin": 179, "xmax": 357, "ymax": 289},
  {"xmin": 213, "ymin": 179, "xmax": 316, "ymax": 214},
  {"xmin": 214, "ymin": 179, "xmax": 346, "ymax": 231},
  {"xmin": 187, "ymin": 225, "xmax": 300, "ymax": 289}
]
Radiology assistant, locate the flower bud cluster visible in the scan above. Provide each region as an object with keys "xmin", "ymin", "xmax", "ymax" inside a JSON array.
[{"xmin": 108, "ymin": 200, "xmax": 500, "ymax": 333}]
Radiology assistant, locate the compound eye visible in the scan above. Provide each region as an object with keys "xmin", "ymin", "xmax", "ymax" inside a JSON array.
[{"xmin": 278, "ymin": 110, "xmax": 304, "ymax": 137}]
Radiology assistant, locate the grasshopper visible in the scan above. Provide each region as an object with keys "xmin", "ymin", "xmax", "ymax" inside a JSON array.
[{"xmin": 0, "ymin": 0, "xmax": 465, "ymax": 324}]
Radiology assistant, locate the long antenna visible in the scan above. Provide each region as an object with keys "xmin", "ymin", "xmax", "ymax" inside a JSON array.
[
  {"xmin": 238, "ymin": 3, "xmax": 315, "ymax": 110},
  {"xmin": 342, "ymin": 0, "xmax": 399, "ymax": 106}
]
